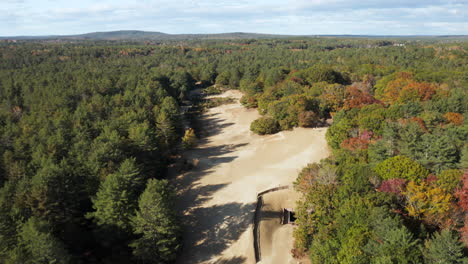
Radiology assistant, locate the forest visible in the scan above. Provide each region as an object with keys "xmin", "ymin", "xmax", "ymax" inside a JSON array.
[{"xmin": 0, "ymin": 37, "xmax": 466, "ymax": 263}]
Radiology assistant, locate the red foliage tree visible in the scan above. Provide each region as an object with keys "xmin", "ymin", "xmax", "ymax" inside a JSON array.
[
  {"xmin": 377, "ymin": 178, "xmax": 407, "ymax": 195},
  {"xmin": 343, "ymin": 85, "xmax": 381, "ymax": 110},
  {"xmin": 410, "ymin": 117, "xmax": 429, "ymax": 132},
  {"xmin": 340, "ymin": 137, "xmax": 369, "ymax": 151},
  {"xmin": 396, "ymin": 72, "xmax": 414, "ymax": 79},
  {"xmin": 289, "ymin": 76, "xmax": 305, "ymax": 84},
  {"xmin": 460, "ymin": 217, "xmax": 468, "ymax": 246},
  {"xmin": 397, "ymin": 117, "xmax": 428, "ymax": 133},
  {"xmin": 298, "ymin": 111, "xmax": 319, "ymax": 128},
  {"xmin": 359, "ymin": 130, "xmax": 374, "ymax": 141},
  {"xmin": 340, "ymin": 130, "xmax": 376, "ymax": 152},
  {"xmin": 426, "ymin": 174, "xmax": 438, "ymax": 185}
]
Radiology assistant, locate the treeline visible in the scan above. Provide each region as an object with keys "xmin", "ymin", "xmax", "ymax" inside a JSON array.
[
  {"xmin": 0, "ymin": 38, "xmax": 466, "ymax": 263},
  {"xmin": 0, "ymin": 44, "xmax": 190, "ymax": 263}
]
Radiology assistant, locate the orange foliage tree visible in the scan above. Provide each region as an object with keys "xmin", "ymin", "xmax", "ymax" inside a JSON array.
[
  {"xmin": 379, "ymin": 75, "xmax": 412, "ymax": 103},
  {"xmin": 444, "ymin": 112, "xmax": 464, "ymax": 126},
  {"xmin": 378, "ymin": 72, "xmax": 437, "ymax": 104},
  {"xmin": 399, "ymin": 81, "xmax": 436, "ymax": 102}
]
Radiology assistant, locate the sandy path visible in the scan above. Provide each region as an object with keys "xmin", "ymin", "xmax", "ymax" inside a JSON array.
[{"xmin": 174, "ymin": 90, "xmax": 329, "ymax": 264}]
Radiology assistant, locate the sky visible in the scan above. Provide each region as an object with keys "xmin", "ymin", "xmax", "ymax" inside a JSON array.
[{"xmin": 1, "ymin": 0, "xmax": 467, "ymax": 36}]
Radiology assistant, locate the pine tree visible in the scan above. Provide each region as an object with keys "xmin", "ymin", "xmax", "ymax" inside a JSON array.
[
  {"xmin": 12, "ymin": 217, "xmax": 72, "ymax": 264},
  {"xmin": 27, "ymin": 159, "xmax": 90, "ymax": 228},
  {"xmin": 364, "ymin": 209, "xmax": 422, "ymax": 264},
  {"xmin": 89, "ymin": 158, "xmax": 145, "ymax": 233},
  {"xmin": 425, "ymin": 134, "xmax": 459, "ymax": 173},
  {"xmin": 130, "ymin": 179, "xmax": 181, "ymax": 263},
  {"xmin": 0, "ymin": 182, "xmax": 17, "ymax": 261},
  {"xmin": 423, "ymin": 229, "xmax": 466, "ymax": 264}
]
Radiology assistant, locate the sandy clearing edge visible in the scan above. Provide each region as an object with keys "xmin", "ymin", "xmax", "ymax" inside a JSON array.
[{"xmin": 174, "ymin": 90, "xmax": 330, "ymax": 264}]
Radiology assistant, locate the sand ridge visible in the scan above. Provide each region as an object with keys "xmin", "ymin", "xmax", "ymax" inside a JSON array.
[{"xmin": 174, "ymin": 90, "xmax": 329, "ymax": 264}]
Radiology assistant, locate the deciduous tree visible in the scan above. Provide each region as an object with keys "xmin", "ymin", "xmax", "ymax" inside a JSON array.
[
  {"xmin": 404, "ymin": 181, "xmax": 452, "ymax": 225},
  {"xmin": 374, "ymin": 156, "xmax": 429, "ymax": 182}
]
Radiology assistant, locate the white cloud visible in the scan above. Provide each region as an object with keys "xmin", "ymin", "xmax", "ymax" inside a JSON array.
[{"xmin": 0, "ymin": 0, "xmax": 466, "ymax": 35}]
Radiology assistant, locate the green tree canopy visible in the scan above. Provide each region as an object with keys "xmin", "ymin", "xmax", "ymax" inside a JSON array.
[
  {"xmin": 250, "ymin": 117, "xmax": 280, "ymax": 135},
  {"xmin": 130, "ymin": 179, "xmax": 181, "ymax": 263},
  {"xmin": 423, "ymin": 229, "xmax": 466, "ymax": 264},
  {"xmin": 374, "ymin": 155, "xmax": 429, "ymax": 182},
  {"xmin": 88, "ymin": 158, "xmax": 145, "ymax": 233},
  {"xmin": 10, "ymin": 217, "xmax": 72, "ymax": 264}
]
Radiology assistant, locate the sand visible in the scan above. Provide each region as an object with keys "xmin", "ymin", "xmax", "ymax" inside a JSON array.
[
  {"xmin": 174, "ymin": 90, "xmax": 329, "ymax": 264},
  {"xmin": 257, "ymin": 189, "xmax": 301, "ymax": 264}
]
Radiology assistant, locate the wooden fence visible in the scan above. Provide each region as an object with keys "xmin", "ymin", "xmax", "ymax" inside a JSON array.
[{"xmin": 253, "ymin": 185, "xmax": 291, "ymax": 263}]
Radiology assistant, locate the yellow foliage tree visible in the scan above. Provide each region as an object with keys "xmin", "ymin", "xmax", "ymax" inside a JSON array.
[
  {"xmin": 404, "ymin": 181, "xmax": 452, "ymax": 226},
  {"xmin": 182, "ymin": 128, "xmax": 197, "ymax": 149}
]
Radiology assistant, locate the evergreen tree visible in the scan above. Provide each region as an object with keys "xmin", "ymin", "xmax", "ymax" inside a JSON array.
[
  {"xmin": 423, "ymin": 133, "xmax": 459, "ymax": 173},
  {"xmin": 423, "ymin": 229, "xmax": 466, "ymax": 264},
  {"xmin": 130, "ymin": 179, "xmax": 181, "ymax": 263},
  {"xmin": 11, "ymin": 217, "xmax": 72, "ymax": 264},
  {"xmin": 89, "ymin": 158, "xmax": 145, "ymax": 233},
  {"xmin": 27, "ymin": 159, "xmax": 91, "ymax": 229},
  {"xmin": 364, "ymin": 210, "xmax": 422, "ymax": 264},
  {"xmin": 0, "ymin": 182, "xmax": 17, "ymax": 261}
]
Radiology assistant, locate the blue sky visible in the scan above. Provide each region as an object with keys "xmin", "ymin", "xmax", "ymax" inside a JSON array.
[{"xmin": 1, "ymin": 0, "xmax": 467, "ymax": 36}]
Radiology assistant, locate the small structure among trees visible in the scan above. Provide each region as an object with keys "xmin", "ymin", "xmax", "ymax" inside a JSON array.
[{"xmin": 282, "ymin": 208, "xmax": 297, "ymax": 225}]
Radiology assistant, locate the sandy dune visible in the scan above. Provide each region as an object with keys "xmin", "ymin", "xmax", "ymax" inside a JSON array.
[{"xmin": 174, "ymin": 90, "xmax": 329, "ymax": 264}]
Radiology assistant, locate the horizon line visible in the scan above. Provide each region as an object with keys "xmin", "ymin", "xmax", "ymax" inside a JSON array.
[{"xmin": 1, "ymin": 30, "xmax": 467, "ymax": 38}]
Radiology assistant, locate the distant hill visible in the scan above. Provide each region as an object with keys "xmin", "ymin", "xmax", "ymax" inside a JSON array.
[
  {"xmin": 72, "ymin": 30, "xmax": 170, "ymax": 40},
  {"xmin": 0, "ymin": 30, "xmax": 292, "ymax": 41},
  {"xmin": 1, "ymin": 30, "xmax": 467, "ymax": 41}
]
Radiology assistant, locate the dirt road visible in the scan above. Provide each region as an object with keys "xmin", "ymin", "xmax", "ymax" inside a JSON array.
[{"xmin": 174, "ymin": 90, "xmax": 329, "ymax": 264}]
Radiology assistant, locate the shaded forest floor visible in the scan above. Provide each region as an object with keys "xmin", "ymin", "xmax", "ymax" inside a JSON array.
[{"xmin": 172, "ymin": 90, "xmax": 329, "ymax": 264}]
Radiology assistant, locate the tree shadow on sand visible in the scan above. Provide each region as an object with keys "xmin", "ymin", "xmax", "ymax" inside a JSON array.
[
  {"xmin": 195, "ymin": 112, "xmax": 235, "ymax": 141},
  {"xmin": 178, "ymin": 202, "xmax": 255, "ymax": 263},
  {"xmin": 174, "ymin": 142, "xmax": 248, "ymax": 208},
  {"xmin": 174, "ymin": 101, "xmax": 255, "ymax": 263},
  {"xmin": 174, "ymin": 141, "xmax": 252, "ymax": 262}
]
